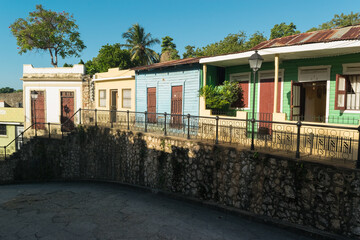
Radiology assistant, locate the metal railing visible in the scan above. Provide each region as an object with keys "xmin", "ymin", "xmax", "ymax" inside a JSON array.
[
  {"xmin": 0, "ymin": 109, "xmax": 81, "ymax": 160},
  {"xmin": 81, "ymin": 108, "xmax": 360, "ymax": 168},
  {"xmin": 2, "ymin": 108, "xmax": 359, "ymax": 169}
]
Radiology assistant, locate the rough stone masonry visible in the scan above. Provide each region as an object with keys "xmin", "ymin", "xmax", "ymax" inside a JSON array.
[{"xmin": 0, "ymin": 126, "xmax": 359, "ymax": 238}]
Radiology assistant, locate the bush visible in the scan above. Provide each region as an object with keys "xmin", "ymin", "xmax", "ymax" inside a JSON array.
[{"xmin": 199, "ymin": 81, "xmax": 244, "ymax": 109}]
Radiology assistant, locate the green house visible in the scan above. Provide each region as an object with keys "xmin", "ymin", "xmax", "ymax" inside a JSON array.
[
  {"xmin": 0, "ymin": 102, "xmax": 24, "ymax": 158},
  {"xmin": 200, "ymin": 25, "xmax": 360, "ymax": 126}
]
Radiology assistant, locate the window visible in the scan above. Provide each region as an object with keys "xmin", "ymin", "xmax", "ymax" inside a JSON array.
[
  {"xmin": 335, "ymin": 74, "xmax": 360, "ymax": 110},
  {"xmin": 230, "ymin": 73, "xmax": 250, "ymax": 108},
  {"xmin": 99, "ymin": 90, "xmax": 106, "ymax": 107},
  {"xmin": 0, "ymin": 125, "xmax": 6, "ymax": 136},
  {"xmin": 122, "ymin": 89, "xmax": 131, "ymax": 108}
]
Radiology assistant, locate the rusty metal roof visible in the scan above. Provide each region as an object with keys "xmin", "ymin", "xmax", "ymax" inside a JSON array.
[
  {"xmin": 132, "ymin": 57, "xmax": 201, "ymax": 71},
  {"xmin": 253, "ymin": 25, "xmax": 360, "ymax": 50}
]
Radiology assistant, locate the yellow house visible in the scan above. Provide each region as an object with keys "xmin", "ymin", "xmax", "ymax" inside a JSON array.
[
  {"xmin": 0, "ymin": 104, "xmax": 24, "ymax": 157},
  {"xmin": 92, "ymin": 68, "xmax": 135, "ymax": 124}
]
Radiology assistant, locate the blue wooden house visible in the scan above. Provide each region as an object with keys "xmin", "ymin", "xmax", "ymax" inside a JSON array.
[{"xmin": 133, "ymin": 58, "xmax": 202, "ymax": 118}]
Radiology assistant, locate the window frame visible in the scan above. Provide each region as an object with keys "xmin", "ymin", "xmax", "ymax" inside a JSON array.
[
  {"xmin": 229, "ymin": 72, "xmax": 251, "ymax": 109},
  {"xmin": 99, "ymin": 89, "xmax": 106, "ymax": 107},
  {"xmin": 0, "ymin": 124, "xmax": 7, "ymax": 136},
  {"xmin": 122, "ymin": 89, "xmax": 132, "ymax": 109}
]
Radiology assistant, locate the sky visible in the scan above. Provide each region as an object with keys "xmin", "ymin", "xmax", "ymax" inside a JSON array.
[{"xmin": 0, "ymin": 0, "xmax": 359, "ymax": 90}]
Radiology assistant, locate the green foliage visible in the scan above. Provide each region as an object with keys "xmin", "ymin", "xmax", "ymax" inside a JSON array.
[
  {"xmin": 183, "ymin": 31, "xmax": 267, "ymax": 58},
  {"xmin": 122, "ymin": 23, "xmax": 160, "ymax": 65},
  {"xmin": 63, "ymin": 63, "xmax": 73, "ymax": 67},
  {"xmin": 10, "ymin": 5, "xmax": 86, "ymax": 67},
  {"xmin": 244, "ymin": 31, "xmax": 267, "ymax": 49},
  {"xmin": 308, "ymin": 12, "xmax": 360, "ymax": 32},
  {"xmin": 160, "ymin": 36, "xmax": 180, "ymax": 61},
  {"xmin": 161, "ymin": 36, "xmax": 176, "ymax": 52},
  {"xmin": 195, "ymin": 32, "xmax": 247, "ymax": 57},
  {"xmin": 270, "ymin": 22, "xmax": 300, "ymax": 39},
  {"xmin": 0, "ymin": 87, "xmax": 16, "ymax": 93},
  {"xmin": 183, "ymin": 45, "xmax": 196, "ymax": 58},
  {"xmin": 83, "ymin": 44, "xmax": 139, "ymax": 75},
  {"xmin": 199, "ymin": 81, "xmax": 242, "ymax": 109}
]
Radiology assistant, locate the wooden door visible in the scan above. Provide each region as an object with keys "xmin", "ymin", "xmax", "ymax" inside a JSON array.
[
  {"xmin": 147, "ymin": 87, "xmax": 156, "ymax": 123},
  {"xmin": 31, "ymin": 91, "xmax": 45, "ymax": 129},
  {"xmin": 259, "ymin": 78, "xmax": 281, "ymax": 134},
  {"xmin": 171, "ymin": 86, "xmax": 183, "ymax": 127},
  {"xmin": 110, "ymin": 90, "xmax": 118, "ymax": 122},
  {"xmin": 290, "ymin": 80, "xmax": 302, "ymax": 121},
  {"xmin": 61, "ymin": 91, "xmax": 75, "ymax": 132}
]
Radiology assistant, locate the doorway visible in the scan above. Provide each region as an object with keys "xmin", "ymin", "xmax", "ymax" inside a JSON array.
[
  {"xmin": 259, "ymin": 77, "xmax": 281, "ymax": 134},
  {"xmin": 171, "ymin": 86, "xmax": 183, "ymax": 127},
  {"xmin": 291, "ymin": 81, "xmax": 327, "ymax": 122},
  {"xmin": 110, "ymin": 90, "xmax": 118, "ymax": 122},
  {"xmin": 147, "ymin": 87, "xmax": 156, "ymax": 123},
  {"xmin": 31, "ymin": 90, "xmax": 45, "ymax": 130},
  {"xmin": 61, "ymin": 91, "xmax": 75, "ymax": 131}
]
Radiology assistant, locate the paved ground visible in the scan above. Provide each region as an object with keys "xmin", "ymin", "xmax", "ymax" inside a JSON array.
[{"xmin": 0, "ymin": 182, "xmax": 314, "ymax": 240}]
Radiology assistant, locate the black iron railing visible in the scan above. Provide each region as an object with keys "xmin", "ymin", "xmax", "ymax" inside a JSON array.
[
  {"xmin": 2, "ymin": 108, "xmax": 360, "ymax": 169},
  {"xmin": 0, "ymin": 109, "xmax": 80, "ymax": 160}
]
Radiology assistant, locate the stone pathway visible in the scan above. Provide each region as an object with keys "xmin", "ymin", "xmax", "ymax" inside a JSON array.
[{"xmin": 0, "ymin": 182, "xmax": 314, "ymax": 240}]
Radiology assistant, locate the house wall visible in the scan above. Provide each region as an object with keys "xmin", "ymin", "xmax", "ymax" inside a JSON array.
[
  {"xmin": 135, "ymin": 65, "xmax": 201, "ymax": 116},
  {"xmin": 94, "ymin": 79, "xmax": 135, "ymax": 111},
  {"xmin": 213, "ymin": 53, "xmax": 360, "ymax": 124},
  {"xmin": 22, "ymin": 64, "xmax": 85, "ymax": 130},
  {"xmin": 23, "ymin": 82, "xmax": 82, "ymax": 129},
  {"xmin": 0, "ymin": 107, "xmax": 23, "ymax": 155}
]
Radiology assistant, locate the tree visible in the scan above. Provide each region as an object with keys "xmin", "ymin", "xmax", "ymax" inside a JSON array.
[
  {"xmin": 83, "ymin": 44, "xmax": 139, "ymax": 75},
  {"xmin": 183, "ymin": 45, "xmax": 196, "ymax": 58},
  {"xmin": 270, "ymin": 22, "xmax": 300, "ymax": 39},
  {"xmin": 160, "ymin": 36, "xmax": 180, "ymax": 62},
  {"xmin": 244, "ymin": 32, "xmax": 267, "ymax": 49},
  {"xmin": 195, "ymin": 32, "xmax": 247, "ymax": 57},
  {"xmin": 10, "ymin": 5, "xmax": 86, "ymax": 67},
  {"xmin": 63, "ymin": 63, "xmax": 73, "ymax": 67},
  {"xmin": 0, "ymin": 87, "xmax": 16, "ymax": 93},
  {"xmin": 122, "ymin": 23, "xmax": 160, "ymax": 65},
  {"xmin": 308, "ymin": 12, "xmax": 360, "ymax": 32}
]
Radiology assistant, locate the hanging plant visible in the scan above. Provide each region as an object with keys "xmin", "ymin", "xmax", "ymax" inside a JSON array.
[{"xmin": 199, "ymin": 81, "xmax": 244, "ymax": 109}]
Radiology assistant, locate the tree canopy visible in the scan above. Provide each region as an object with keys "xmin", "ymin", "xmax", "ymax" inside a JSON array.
[
  {"xmin": 182, "ymin": 31, "xmax": 267, "ymax": 58},
  {"xmin": 160, "ymin": 36, "xmax": 180, "ymax": 62},
  {"xmin": 308, "ymin": 12, "xmax": 360, "ymax": 32},
  {"xmin": 84, "ymin": 44, "xmax": 138, "ymax": 75},
  {"xmin": 122, "ymin": 23, "xmax": 160, "ymax": 65},
  {"xmin": 0, "ymin": 87, "xmax": 16, "ymax": 93},
  {"xmin": 10, "ymin": 5, "xmax": 86, "ymax": 67},
  {"xmin": 270, "ymin": 22, "xmax": 300, "ymax": 39}
]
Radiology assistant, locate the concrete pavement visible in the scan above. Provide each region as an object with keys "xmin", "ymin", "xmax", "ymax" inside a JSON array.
[{"xmin": 0, "ymin": 182, "xmax": 314, "ymax": 240}]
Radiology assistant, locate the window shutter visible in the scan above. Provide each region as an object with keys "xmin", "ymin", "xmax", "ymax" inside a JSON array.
[{"xmin": 335, "ymin": 74, "xmax": 347, "ymax": 110}]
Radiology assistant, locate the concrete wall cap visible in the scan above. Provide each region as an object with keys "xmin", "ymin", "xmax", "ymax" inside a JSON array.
[{"xmin": 23, "ymin": 64, "xmax": 85, "ymax": 75}]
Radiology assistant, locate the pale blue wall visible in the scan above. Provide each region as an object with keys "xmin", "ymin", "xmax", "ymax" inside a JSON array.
[{"xmin": 135, "ymin": 65, "xmax": 201, "ymax": 116}]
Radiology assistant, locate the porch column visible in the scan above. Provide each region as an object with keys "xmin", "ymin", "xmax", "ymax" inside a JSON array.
[
  {"xmin": 273, "ymin": 54, "xmax": 279, "ymax": 113},
  {"xmin": 203, "ymin": 64, "xmax": 207, "ymax": 86}
]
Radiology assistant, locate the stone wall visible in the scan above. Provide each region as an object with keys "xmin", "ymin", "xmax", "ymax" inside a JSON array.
[{"xmin": 1, "ymin": 127, "xmax": 359, "ymax": 238}]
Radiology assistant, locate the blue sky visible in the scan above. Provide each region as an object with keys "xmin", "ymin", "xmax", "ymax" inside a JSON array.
[{"xmin": 0, "ymin": 0, "xmax": 359, "ymax": 89}]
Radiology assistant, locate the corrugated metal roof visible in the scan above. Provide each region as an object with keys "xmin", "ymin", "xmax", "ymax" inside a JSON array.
[
  {"xmin": 253, "ymin": 25, "xmax": 360, "ymax": 50},
  {"xmin": 132, "ymin": 57, "xmax": 201, "ymax": 71}
]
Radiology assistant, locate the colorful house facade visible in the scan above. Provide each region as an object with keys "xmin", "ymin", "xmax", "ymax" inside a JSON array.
[
  {"xmin": 92, "ymin": 68, "xmax": 135, "ymax": 124},
  {"xmin": 134, "ymin": 58, "xmax": 202, "ymax": 117},
  {"xmin": 22, "ymin": 64, "xmax": 86, "ymax": 134},
  {"xmin": 0, "ymin": 101, "xmax": 23, "ymax": 157},
  {"xmin": 200, "ymin": 25, "xmax": 360, "ymax": 126}
]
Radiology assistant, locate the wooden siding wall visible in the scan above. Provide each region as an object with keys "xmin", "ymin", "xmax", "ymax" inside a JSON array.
[
  {"xmin": 224, "ymin": 53, "xmax": 360, "ymax": 120},
  {"xmin": 135, "ymin": 65, "xmax": 201, "ymax": 116}
]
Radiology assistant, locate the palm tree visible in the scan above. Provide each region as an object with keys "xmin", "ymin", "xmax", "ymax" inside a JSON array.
[{"xmin": 122, "ymin": 23, "xmax": 160, "ymax": 65}]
